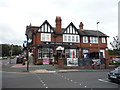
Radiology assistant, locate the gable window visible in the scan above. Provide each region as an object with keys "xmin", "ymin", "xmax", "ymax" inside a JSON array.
[
  {"xmin": 41, "ymin": 33, "xmax": 51, "ymax": 42},
  {"xmin": 90, "ymin": 37, "xmax": 98, "ymax": 43},
  {"xmin": 63, "ymin": 34, "xmax": 80, "ymax": 43},
  {"xmin": 64, "ymin": 35, "xmax": 67, "ymax": 41},
  {"xmin": 102, "ymin": 37, "xmax": 106, "ymax": 43},
  {"xmin": 68, "ymin": 36, "xmax": 71, "ymax": 42},
  {"xmin": 83, "ymin": 36, "xmax": 88, "ymax": 43},
  {"xmin": 72, "ymin": 36, "xmax": 75, "ymax": 42}
]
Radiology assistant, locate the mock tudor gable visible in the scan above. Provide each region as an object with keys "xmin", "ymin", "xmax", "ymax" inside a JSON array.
[
  {"xmin": 63, "ymin": 22, "xmax": 79, "ymax": 35},
  {"xmin": 37, "ymin": 20, "xmax": 55, "ymax": 33}
]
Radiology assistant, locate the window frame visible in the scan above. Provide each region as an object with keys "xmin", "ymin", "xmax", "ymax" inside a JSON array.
[
  {"xmin": 63, "ymin": 34, "xmax": 80, "ymax": 43},
  {"xmin": 102, "ymin": 37, "xmax": 106, "ymax": 43},
  {"xmin": 83, "ymin": 36, "xmax": 88, "ymax": 43},
  {"xmin": 38, "ymin": 48, "xmax": 53, "ymax": 59},
  {"xmin": 41, "ymin": 33, "xmax": 51, "ymax": 42},
  {"xmin": 90, "ymin": 37, "xmax": 98, "ymax": 43}
]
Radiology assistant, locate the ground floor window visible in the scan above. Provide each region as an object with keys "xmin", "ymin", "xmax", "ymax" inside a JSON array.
[
  {"xmin": 38, "ymin": 48, "xmax": 53, "ymax": 59},
  {"xmin": 65, "ymin": 49, "xmax": 78, "ymax": 58}
]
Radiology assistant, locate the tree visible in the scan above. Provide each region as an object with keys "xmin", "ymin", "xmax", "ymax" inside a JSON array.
[
  {"xmin": 2, "ymin": 44, "xmax": 22, "ymax": 57},
  {"xmin": 110, "ymin": 36, "xmax": 120, "ymax": 56}
]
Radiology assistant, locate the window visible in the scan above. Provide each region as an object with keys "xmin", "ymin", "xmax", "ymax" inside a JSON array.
[
  {"xmin": 38, "ymin": 48, "xmax": 53, "ymax": 59},
  {"xmin": 64, "ymin": 35, "xmax": 67, "ymax": 42},
  {"xmin": 102, "ymin": 37, "xmax": 106, "ymax": 43},
  {"xmin": 90, "ymin": 37, "xmax": 98, "ymax": 43},
  {"xmin": 76, "ymin": 36, "xmax": 79, "ymax": 42},
  {"xmin": 41, "ymin": 33, "xmax": 51, "ymax": 42},
  {"xmin": 65, "ymin": 49, "xmax": 78, "ymax": 58},
  {"xmin": 83, "ymin": 36, "xmax": 88, "ymax": 43},
  {"xmin": 72, "ymin": 36, "xmax": 75, "ymax": 42},
  {"xmin": 68, "ymin": 36, "xmax": 71, "ymax": 42},
  {"xmin": 63, "ymin": 34, "xmax": 80, "ymax": 43}
]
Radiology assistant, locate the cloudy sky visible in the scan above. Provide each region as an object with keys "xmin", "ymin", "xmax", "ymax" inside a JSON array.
[{"xmin": 0, "ymin": 0, "xmax": 119, "ymax": 48}]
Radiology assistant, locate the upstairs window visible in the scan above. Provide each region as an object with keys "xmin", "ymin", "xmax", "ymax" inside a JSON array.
[
  {"xmin": 83, "ymin": 36, "xmax": 88, "ymax": 43},
  {"xmin": 41, "ymin": 33, "xmax": 51, "ymax": 42},
  {"xmin": 102, "ymin": 37, "xmax": 106, "ymax": 43},
  {"xmin": 63, "ymin": 34, "xmax": 80, "ymax": 43},
  {"xmin": 90, "ymin": 37, "xmax": 98, "ymax": 43}
]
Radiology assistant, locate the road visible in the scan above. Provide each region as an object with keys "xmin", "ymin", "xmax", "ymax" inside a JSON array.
[
  {"xmin": 1, "ymin": 58, "xmax": 120, "ymax": 89},
  {"xmin": 2, "ymin": 71, "xmax": 120, "ymax": 88}
]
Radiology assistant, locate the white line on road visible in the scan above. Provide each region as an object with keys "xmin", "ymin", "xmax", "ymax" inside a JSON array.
[
  {"xmin": 98, "ymin": 79, "xmax": 118, "ymax": 85},
  {"xmin": 33, "ymin": 73, "xmax": 48, "ymax": 88}
]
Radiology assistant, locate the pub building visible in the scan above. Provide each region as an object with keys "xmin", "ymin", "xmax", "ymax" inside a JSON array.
[{"xmin": 25, "ymin": 16, "xmax": 109, "ymax": 67}]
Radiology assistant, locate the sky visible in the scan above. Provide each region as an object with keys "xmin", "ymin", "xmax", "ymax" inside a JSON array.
[{"xmin": 0, "ymin": 0, "xmax": 119, "ymax": 49}]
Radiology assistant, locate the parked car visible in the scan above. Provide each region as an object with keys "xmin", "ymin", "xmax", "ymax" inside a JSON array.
[
  {"xmin": 16, "ymin": 54, "xmax": 24, "ymax": 64},
  {"xmin": 112, "ymin": 57, "xmax": 120, "ymax": 65},
  {"xmin": 108, "ymin": 66, "xmax": 120, "ymax": 83}
]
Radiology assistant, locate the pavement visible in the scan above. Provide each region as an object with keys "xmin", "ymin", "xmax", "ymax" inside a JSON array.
[{"xmin": 2, "ymin": 63, "xmax": 114, "ymax": 73}]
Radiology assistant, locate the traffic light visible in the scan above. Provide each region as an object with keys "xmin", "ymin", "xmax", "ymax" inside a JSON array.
[{"xmin": 29, "ymin": 49, "xmax": 32, "ymax": 53}]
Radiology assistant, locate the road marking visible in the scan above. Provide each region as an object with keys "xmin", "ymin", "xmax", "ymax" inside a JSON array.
[
  {"xmin": 84, "ymin": 86, "xmax": 87, "ymax": 88},
  {"xmin": 41, "ymin": 81, "xmax": 44, "ymax": 84},
  {"xmin": 98, "ymin": 79, "xmax": 118, "ymax": 85},
  {"xmin": 80, "ymin": 84, "xmax": 82, "ymax": 85},
  {"xmin": 98, "ymin": 79, "xmax": 109, "ymax": 83},
  {"xmin": 33, "ymin": 73, "xmax": 48, "ymax": 88}
]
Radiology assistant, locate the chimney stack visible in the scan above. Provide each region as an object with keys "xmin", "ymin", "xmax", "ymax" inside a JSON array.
[
  {"xmin": 79, "ymin": 22, "xmax": 84, "ymax": 30},
  {"xmin": 55, "ymin": 16, "xmax": 62, "ymax": 33}
]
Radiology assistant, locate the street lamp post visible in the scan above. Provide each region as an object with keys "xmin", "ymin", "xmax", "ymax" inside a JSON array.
[{"xmin": 97, "ymin": 22, "xmax": 101, "ymax": 68}]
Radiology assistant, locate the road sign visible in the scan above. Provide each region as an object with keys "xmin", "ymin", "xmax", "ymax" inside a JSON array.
[{"xmin": 24, "ymin": 41, "xmax": 27, "ymax": 43}]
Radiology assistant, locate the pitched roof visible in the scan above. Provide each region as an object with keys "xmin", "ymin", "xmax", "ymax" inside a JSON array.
[
  {"xmin": 78, "ymin": 29, "xmax": 108, "ymax": 37},
  {"xmin": 26, "ymin": 21, "xmax": 108, "ymax": 37}
]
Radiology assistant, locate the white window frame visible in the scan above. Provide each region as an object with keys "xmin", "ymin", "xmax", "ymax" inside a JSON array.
[
  {"xmin": 41, "ymin": 33, "xmax": 51, "ymax": 42},
  {"xmin": 102, "ymin": 37, "xmax": 106, "ymax": 43},
  {"xmin": 90, "ymin": 37, "xmax": 98, "ymax": 43},
  {"xmin": 63, "ymin": 34, "xmax": 80, "ymax": 43},
  {"xmin": 83, "ymin": 36, "xmax": 88, "ymax": 43}
]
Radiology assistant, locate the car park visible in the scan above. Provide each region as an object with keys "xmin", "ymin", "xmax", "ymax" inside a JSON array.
[{"xmin": 108, "ymin": 66, "xmax": 120, "ymax": 83}]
